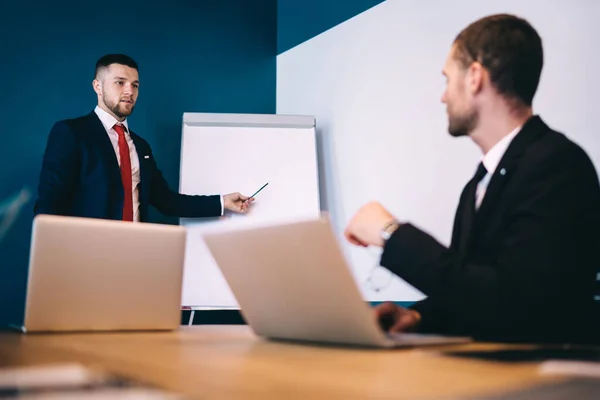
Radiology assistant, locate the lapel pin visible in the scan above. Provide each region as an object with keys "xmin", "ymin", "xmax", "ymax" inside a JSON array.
[
  {"xmin": 144, "ymin": 155, "xmax": 150, "ymax": 159},
  {"xmin": 500, "ymin": 168, "xmax": 506, "ymax": 176}
]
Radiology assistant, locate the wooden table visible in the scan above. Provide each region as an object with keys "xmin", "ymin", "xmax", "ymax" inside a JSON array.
[{"xmin": 0, "ymin": 326, "xmax": 566, "ymax": 399}]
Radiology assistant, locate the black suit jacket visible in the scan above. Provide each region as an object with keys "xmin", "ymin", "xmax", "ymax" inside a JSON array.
[
  {"xmin": 34, "ymin": 111, "xmax": 221, "ymax": 221},
  {"xmin": 381, "ymin": 116, "xmax": 600, "ymax": 343}
]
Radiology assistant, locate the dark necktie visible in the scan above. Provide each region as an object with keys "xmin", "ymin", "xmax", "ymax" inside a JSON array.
[
  {"xmin": 113, "ymin": 123, "xmax": 133, "ymax": 222},
  {"xmin": 458, "ymin": 162, "xmax": 488, "ymax": 255}
]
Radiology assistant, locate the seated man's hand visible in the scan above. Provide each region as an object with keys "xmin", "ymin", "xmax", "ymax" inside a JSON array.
[
  {"xmin": 344, "ymin": 201, "xmax": 398, "ymax": 247},
  {"xmin": 223, "ymin": 192, "xmax": 255, "ymax": 213},
  {"xmin": 374, "ymin": 302, "xmax": 421, "ymax": 333}
]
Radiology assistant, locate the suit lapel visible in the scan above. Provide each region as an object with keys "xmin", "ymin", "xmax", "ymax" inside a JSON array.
[
  {"xmin": 473, "ymin": 115, "xmax": 548, "ymax": 228},
  {"xmin": 85, "ymin": 112, "xmax": 122, "ymax": 182}
]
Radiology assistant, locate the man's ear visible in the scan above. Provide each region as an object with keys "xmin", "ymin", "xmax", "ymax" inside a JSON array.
[
  {"xmin": 92, "ymin": 79, "xmax": 102, "ymax": 96},
  {"xmin": 467, "ymin": 61, "xmax": 486, "ymax": 95}
]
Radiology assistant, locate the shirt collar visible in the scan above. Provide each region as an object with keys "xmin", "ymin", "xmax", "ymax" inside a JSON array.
[
  {"xmin": 94, "ymin": 105, "xmax": 130, "ymax": 133},
  {"xmin": 482, "ymin": 125, "xmax": 521, "ymax": 176}
]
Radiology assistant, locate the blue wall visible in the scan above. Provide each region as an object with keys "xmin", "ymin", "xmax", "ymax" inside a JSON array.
[
  {"xmin": 0, "ymin": 0, "xmax": 276, "ymax": 327},
  {"xmin": 277, "ymin": 0, "xmax": 385, "ymax": 54}
]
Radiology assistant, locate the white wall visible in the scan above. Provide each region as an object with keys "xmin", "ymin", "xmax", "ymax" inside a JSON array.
[{"xmin": 276, "ymin": 0, "xmax": 600, "ymax": 302}]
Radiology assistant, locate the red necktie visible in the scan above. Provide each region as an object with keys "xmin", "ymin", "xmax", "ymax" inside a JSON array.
[{"xmin": 113, "ymin": 123, "xmax": 133, "ymax": 222}]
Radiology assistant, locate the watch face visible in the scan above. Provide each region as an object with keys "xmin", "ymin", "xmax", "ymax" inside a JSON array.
[{"xmin": 381, "ymin": 221, "xmax": 399, "ymax": 241}]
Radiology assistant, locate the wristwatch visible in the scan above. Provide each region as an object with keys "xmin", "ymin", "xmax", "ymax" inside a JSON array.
[{"xmin": 380, "ymin": 219, "xmax": 401, "ymax": 241}]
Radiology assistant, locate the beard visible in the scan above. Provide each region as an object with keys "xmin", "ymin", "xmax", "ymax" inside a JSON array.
[
  {"xmin": 447, "ymin": 108, "xmax": 478, "ymax": 137},
  {"xmin": 102, "ymin": 93, "xmax": 135, "ymax": 119}
]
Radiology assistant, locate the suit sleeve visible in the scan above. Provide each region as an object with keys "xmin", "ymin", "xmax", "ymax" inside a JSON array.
[
  {"xmin": 34, "ymin": 122, "xmax": 80, "ymax": 216},
  {"xmin": 145, "ymin": 149, "xmax": 222, "ymax": 218},
  {"xmin": 380, "ymin": 146, "xmax": 600, "ymax": 338}
]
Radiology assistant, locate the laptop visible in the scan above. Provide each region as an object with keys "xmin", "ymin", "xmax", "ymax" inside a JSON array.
[
  {"xmin": 14, "ymin": 214, "xmax": 186, "ymax": 333},
  {"xmin": 202, "ymin": 217, "xmax": 471, "ymax": 348}
]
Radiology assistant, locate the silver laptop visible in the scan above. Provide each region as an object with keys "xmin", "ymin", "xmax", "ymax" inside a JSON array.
[
  {"xmin": 15, "ymin": 214, "xmax": 186, "ymax": 333},
  {"xmin": 203, "ymin": 217, "xmax": 471, "ymax": 348}
]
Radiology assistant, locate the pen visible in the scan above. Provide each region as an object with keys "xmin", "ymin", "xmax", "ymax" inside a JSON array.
[{"xmin": 249, "ymin": 182, "xmax": 269, "ymax": 198}]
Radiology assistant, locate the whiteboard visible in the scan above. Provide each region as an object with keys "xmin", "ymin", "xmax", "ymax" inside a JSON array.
[{"xmin": 179, "ymin": 113, "xmax": 320, "ymax": 308}]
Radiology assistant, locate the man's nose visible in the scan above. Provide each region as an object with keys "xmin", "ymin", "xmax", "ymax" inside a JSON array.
[{"xmin": 123, "ymin": 83, "xmax": 133, "ymax": 95}]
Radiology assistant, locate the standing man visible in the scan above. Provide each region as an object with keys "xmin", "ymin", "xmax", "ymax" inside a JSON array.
[
  {"xmin": 345, "ymin": 15, "xmax": 600, "ymax": 342},
  {"xmin": 35, "ymin": 54, "xmax": 253, "ymax": 222}
]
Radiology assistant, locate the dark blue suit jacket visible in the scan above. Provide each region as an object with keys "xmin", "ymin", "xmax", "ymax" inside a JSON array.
[{"xmin": 34, "ymin": 111, "xmax": 221, "ymax": 221}]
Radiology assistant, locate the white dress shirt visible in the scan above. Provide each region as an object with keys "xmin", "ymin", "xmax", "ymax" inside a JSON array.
[
  {"xmin": 94, "ymin": 106, "xmax": 142, "ymax": 222},
  {"xmin": 476, "ymin": 125, "xmax": 522, "ymax": 209},
  {"xmin": 94, "ymin": 106, "xmax": 224, "ymax": 221}
]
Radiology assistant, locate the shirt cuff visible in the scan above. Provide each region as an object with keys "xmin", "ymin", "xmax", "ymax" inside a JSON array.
[{"xmin": 220, "ymin": 195, "xmax": 224, "ymax": 215}]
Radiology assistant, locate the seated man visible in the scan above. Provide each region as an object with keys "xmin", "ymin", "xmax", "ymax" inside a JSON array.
[{"xmin": 345, "ymin": 14, "xmax": 600, "ymax": 343}]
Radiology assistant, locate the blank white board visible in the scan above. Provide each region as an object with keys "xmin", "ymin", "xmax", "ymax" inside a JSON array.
[{"xmin": 179, "ymin": 113, "xmax": 320, "ymax": 308}]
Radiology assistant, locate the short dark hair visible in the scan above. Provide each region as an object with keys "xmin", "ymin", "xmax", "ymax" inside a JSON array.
[
  {"xmin": 453, "ymin": 14, "xmax": 543, "ymax": 107},
  {"xmin": 94, "ymin": 54, "xmax": 139, "ymax": 79}
]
